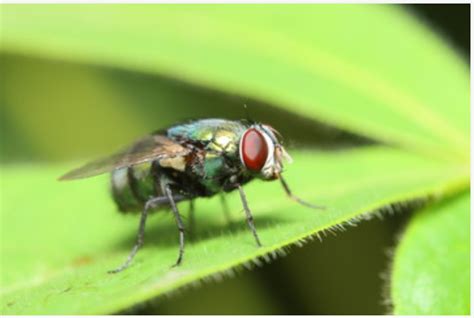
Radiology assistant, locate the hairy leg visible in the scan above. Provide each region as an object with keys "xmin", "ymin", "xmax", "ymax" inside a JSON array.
[
  {"xmin": 279, "ymin": 174, "xmax": 325, "ymax": 209},
  {"xmin": 108, "ymin": 196, "xmax": 169, "ymax": 274},
  {"xmin": 164, "ymin": 184, "xmax": 186, "ymax": 267},
  {"xmin": 237, "ymin": 184, "xmax": 262, "ymax": 247}
]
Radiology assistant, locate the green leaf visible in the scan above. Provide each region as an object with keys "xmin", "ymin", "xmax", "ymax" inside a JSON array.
[
  {"xmin": 391, "ymin": 192, "xmax": 470, "ymax": 314},
  {"xmin": 1, "ymin": 147, "xmax": 468, "ymax": 314},
  {"xmin": 0, "ymin": 54, "xmax": 361, "ymax": 163},
  {"xmin": 1, "ymin": 5, "xmax": 469, "ymax": 161}
]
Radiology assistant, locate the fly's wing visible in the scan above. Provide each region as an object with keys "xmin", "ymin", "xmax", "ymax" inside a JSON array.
[{"xmin": 59, "ymin": 134, "xmax": 191, "ymax": 181}]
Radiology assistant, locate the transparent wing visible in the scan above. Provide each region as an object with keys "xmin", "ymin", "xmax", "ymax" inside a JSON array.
[{"xmin": 59, "ymin": 134, "xmax": 190, "ymax": 181}]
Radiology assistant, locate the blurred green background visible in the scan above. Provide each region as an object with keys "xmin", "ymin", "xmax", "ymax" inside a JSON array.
[{"xmin": 0, "ymin": 4, "xmax": 469, "ymax": 314}]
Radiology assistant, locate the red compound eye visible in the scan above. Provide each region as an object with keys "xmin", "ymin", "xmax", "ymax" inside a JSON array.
[{"xmin": 241, "ymin": 128, "xmax": 268, "ymax": 171}]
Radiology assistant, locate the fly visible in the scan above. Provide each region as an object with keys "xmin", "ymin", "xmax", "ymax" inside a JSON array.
[{"xmin": 59, "ymin": 118, "xmax": 324, "ymax": 273}]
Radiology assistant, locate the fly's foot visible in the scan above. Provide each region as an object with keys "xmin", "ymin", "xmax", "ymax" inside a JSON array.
[
  {"xmin": 108, "ymin": 260, "xmax": 132, "ymax": 274},
  {"xmin": 171, "ymin": 256, "xmax": 183, "ymax": 269}
]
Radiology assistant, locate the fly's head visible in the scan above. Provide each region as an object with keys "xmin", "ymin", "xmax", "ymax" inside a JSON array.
[{"xmin": 239, "ymin": 123, "xmax": 292, "ymax": 181}]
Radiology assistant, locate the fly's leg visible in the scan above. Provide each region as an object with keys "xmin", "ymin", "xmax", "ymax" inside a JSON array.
[
  {"xmin": 279, "ymin": 174, "xmax": 325, "ymax": 209},
  {"xmin": 108, "ymin": 196, "xmax": 168, "ymax": 274},
  {"xmin": 188, "ymin": 200, "xmax": 196, "ymax": 240},
  {"xmin": 237, "ymin": 184, "xmax": 262, "ymax": 247},
  {"xmin": 164, "ymin": 184, "xmax": 186, "ymax": 267},
  {"xmin": 220, "ymin": 193, "xmax": 233, "ymax": 224}
]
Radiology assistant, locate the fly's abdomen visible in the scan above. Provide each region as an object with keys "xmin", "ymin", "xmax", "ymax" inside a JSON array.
[{"xmin": 111, "ymin": 161, "xmax": 157, "ymax": 213}]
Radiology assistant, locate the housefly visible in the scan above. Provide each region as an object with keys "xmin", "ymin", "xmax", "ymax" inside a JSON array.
[{"xmin": 60, "ymin": 119, "xmax": 324, "ymax": 273}]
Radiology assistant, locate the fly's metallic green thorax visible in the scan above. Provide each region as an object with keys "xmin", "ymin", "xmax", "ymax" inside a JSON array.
[
  {"xmin": 167, "ymin": 119, "xmax": 246, "ymax": 150},
  {"xmin": 169, "ymin": 119, "xmax": 249, "ymax": 191}
]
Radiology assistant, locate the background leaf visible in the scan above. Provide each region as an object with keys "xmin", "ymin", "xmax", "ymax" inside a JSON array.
[
  {"xmin": 1, "ymin": 4, "xmax": 469, "ymax": 161},
  {"xmin": 391, "ymin": 192, "xmax": 470, "ymax": 314},
  {"xmin": 0, "ymin": 54, "xmax": 365, "ymax": 163},
  {"xmin": 0, "ymin": 147, "xmax": 468, "ymax": 314}
]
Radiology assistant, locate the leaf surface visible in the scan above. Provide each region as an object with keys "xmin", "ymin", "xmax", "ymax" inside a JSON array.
[
  {"xmin": 0, "ymin": 147, "xmax": 468, "ymax": 314},
  {"xmin": 391, "ymin": 192, "xmax": 470, "ymax": 314}
]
